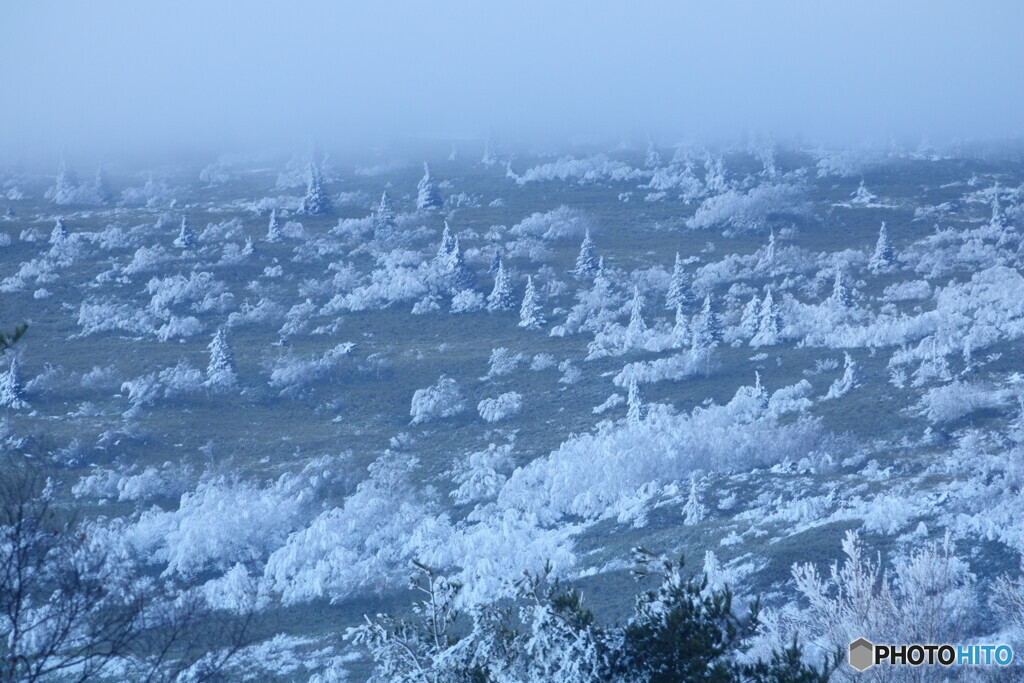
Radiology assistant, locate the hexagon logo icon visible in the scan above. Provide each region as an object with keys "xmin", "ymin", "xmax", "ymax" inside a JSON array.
[{"xmin": 849, "ymin": 638, "xmax": 874, "ymax": 672}]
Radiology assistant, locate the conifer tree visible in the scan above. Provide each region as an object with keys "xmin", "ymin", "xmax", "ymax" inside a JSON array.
[
  {"xmin": 93, "ymin": 166, "xmax": 113, "ymax": 203},
  {"xmin": 691, "ymin": 296, "xmax": 722, "ymax": 350},
  {"xmin": 868, "ymin": 222, "xmax": 896, "ymax": 271},
  {"xmin": 446, "ymin": 237, "xmax": 476, "ymax": 292},
  {"xmin": 174, "ymin": 216, "xmax": 196, "ymax": 248},
  {"xmin": 830, "ymin": 271, "xmax": 853, "ymax": 308},
  {"xmin": 758, "ymin": 229, "xmax": 776, "ymax": 271},
  {"xmin": 49, "ymin": 218, "xmax": 68, "ymax": 245},
  {"xmin": 206, "ymin": 328, "xmax": 238, "ymax": 390},
  {"xmin": 437, "ymin": 220, "xmax": 456, "ymax": 260},
  {"xmin": 416, "ymin": 163, "xmax": 443, "ymax": 211},
  {"xmin": 487, "ymin": 256, "xmax": 515, "ymax": 311},
  {"xmin": 626, "ymin": 286, "xmax": 646, "ymax": 344},
  {"xmin": 665, "ymin": 252, "xmax": 695, "ymax": 311},
  {"xmin": 300, "ymin": 162, "xmax": 330, "ymax": 215},
  {"xmin": 265, "ymin": 209, "xmax": 283, "ymax": 242},
  {"xmin": 0, "ymin": 355, "xmax": 28, "ymax": 409},
  {"xmin": 644, "ymin": 138, "xmax": 662, "ymax": 169},
  {"xmin": 627, "ymin": 378, "xmax": 645, "ymax": 424},
  {"xmin": 374, "ymin": 191, "xmax": 396, "ymax": 232},
  {"xmin": 751, "ymin": 289, "xmax": 782, "ymax": 347},
  {"xmin": 518, "ymin": 276, "xmax": 545, "ymax": 329},
  {"xmin": 572, "ymin": 228, "xmax": 599, "ymax": 279},
  {"xmin": 488, "ymin": 248, "xmax": 502, "ymax": 276},
  {"xmin": 672, "ymin": 304, "xmax": 689, "ymax": 347}
]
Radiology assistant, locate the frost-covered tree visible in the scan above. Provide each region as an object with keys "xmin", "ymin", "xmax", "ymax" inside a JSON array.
[
  {"xmin": 829, "ymin": 271, "xmax": 853, "ymax": 308},
  {"xmin": 868, "ymin": 221, "xmax": 896, "ymax": 271},
  {"xmin": 824, "ymin": 352, "xmax": 859, "ymax": 400},
  {"xmin": 626, "ymin": 286, "xmax": 646, "ymax": 342},
  {"xmin": 46, "ymin": 160, "xmax": 77, "ymax": 204},
  {"xmin": 374, "ymin": 191, "xmax": 396, "ymax": 232},
  {"xmin": 750, "ymin": 289, "xmax": 782, "ymax": 347},
  {"xmin": 671, "ymin": 304, "xmax": 689, "ymax": 346},
  {"xmin": 757, "ymin": 228, "xmax": 776, "ymax": 271},
  {"xmin": 174, "ymin": 216, "xmax": 196, "ymax": 248},
  {"xmin": 665, "ymin": 252, "xmax": 695, "ymax": 311},
  {"xmin": 446, "ymin": 237, "xmax": 476, "ymax": 292},
  {"xmin": 0, "ymin": 355, "xmax": 28, "ymax": 409},
  {"xmin": 437, "ymin": 220, "xmax": 456, "ymax": 260},
  {"xmin": 572, "ymin": 228, "xmax": 599, "ymax": 279},
  {"xmin": 487, "ymin": 247, "xmax": 502, "ymax": 276},
  {"xmin": 851, "ymin": 179, "xmax": 876, "ymax": 205},
  {"xmin": 481, "ymin": 135, "xmax": 497, "ymax": 166},
  {"xmin": 518, "ymin": 275, "xmax": 545, "ymax": 329},
  {"xmin": 415, "ymin": 163, "xmax": 442, "ymax": 211},
  {"xmin": 644, "ymin": 138, "xmax": 662, "ymax": 169},
  {"xmin": 49, "ymin": 218, "xmax": 68, "ymax": 245},
  {"xmin": 206, "ymin": 328, "xmax": 238, "ymax": 390},
  {"xmin": 691, "ymin": 296, "xmax": 722, "ymax": 350},
  {"xmin": 486, "ymin": 256, "xmax": 515, "ymax": 311},
  {"xmin": 265, "ymin": 209, "xmax": 283, "ymax": 242},
  {"xmin": 93, "ymin": 166, "xmax": 113, "ymax": 203},
  {"xmin": 739, "ymin": 295, "xmax": 761, "ymax": 339},
  {"xmin": 626, "ymin": 378, "xmax": 645, "ymax": 423},
  {"xmin": 300, "ymin": 162, "xmax": 331, "ymax": 215}
]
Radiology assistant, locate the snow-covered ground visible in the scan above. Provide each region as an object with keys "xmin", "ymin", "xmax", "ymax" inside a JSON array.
[{"xmin": 3, "ymin": 141, "xmax": 1024, "ymax": 679}]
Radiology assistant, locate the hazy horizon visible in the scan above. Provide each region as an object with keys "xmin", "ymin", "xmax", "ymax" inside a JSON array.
[{"xmin": 3, "ymin": 0, "xmax": 1023, "ymax": 163}]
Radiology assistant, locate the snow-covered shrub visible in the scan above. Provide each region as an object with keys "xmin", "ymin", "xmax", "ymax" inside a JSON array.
[
  {"xmin": 509, "ymin": 206, "xmax": 595, "ymax": 240},
  {"xmin": 916, "ymin": 381, "xmax": 1010, "ymax": 423},
  {"xmin": 477, "ymin": 392, "xmax": 523, "ymax": 423},
  {"xmin": 497, "ymin": 380, "xmax": 824, "ymax": 524},
  {"xmin": 450, "ymin": 443, "xmax": 515, "ymax": 504},
  {"xmin": 516, "ymin": 155, "xmax": 643, "ymax": 185},
  {"xmin": 450, "ymin": 289, "xmax": 485, "ymax": 313},
  {"xmin": 486, "ymin": 348, "xmax": 524, "ymax": 378},
  {"xmin": 410, "ymin": 376, "xmax": 466, "ymax": 424},
  {"xmin": 268, "ymin": 343, "xmax": 355, "ymax": 397},
  {"xmin": 881, "ymin": 279, "xmax": 932, "ymax": 302},
  {"xmin": 687, "ymin": 181, "xmax": 809, "ymax": 232}
]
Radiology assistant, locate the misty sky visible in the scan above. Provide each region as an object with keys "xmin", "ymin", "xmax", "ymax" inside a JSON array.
[{"xmin": 2, "ymin": 0, "xmax": 1022, "ymax": 160}]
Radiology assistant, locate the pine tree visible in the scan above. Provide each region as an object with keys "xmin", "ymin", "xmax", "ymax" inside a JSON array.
[
  {"xmin": 518, "ymin": 276, "xmax": 545, "ymax": 329},
  {"xmin": 991, "ymin": 188, "xmax": 1005, "ymax": 228},
  {"xmin": 47, "ymin": 160, "xmax": 76, "ymax": 204},
  {"xmin": 739, "ymin": 295, "xmax": 760, "ymax": 339},
  {"xmin": 627, "ymin": 379, "xmax": 645, "ymax": 424},
  {"xmin": 206, "ymin": 328, "xmax": 238, "ymax": 390},
  {"xmin": 672, "ymin": 304, "xmax": 689, "ymax": 347},
  {"xmin": 300, "ymin": 162, "xmax": 330, "ymax": 215},
  {"xmin": 830, "ymin": 271, "xmax": 853, "ymax": 308},
  {"xmin": 644, "ymin": 138, "xmax": 662, "ymax": 169},
  {"xmin": 374, "ymin": 191, "xmax": 396, "ymax": 232},
  {"xmin": 174, "ymin": 216, "xmax": 196, "ymax": 248},
  {"xmin": 50, "ymin": 218, "xmax": 68, "ymax": 245},
  {"xmin": 665, "ymin": 252, "xmax": 695, "ymax": 311},
  {"xmin": 0, "ymin": 356, "xmax": 28, "ymax": 409},
  {"xmin": 751, "ymin": 289, "xmax": 782, "ymax": 347},
  {"xmin": 851, "ymin": 179, "xmax": 876, "ymax": 205},
  {"xmin": 481, "ymin": 136, "xmax": 497, "ymax": 166},
  {"xmin": 93, "ymin": 166, "xmax": 113, "ymax": 203},
  {"xmin": 626, "ymin": 286, "xmax": 646, "ymax": 345},
  {"xmin": 437, "ymin": 220, "xmax": 456, "ymax": 260},
  {"xmin": 488, "ymin": 248, "xmax": 502, "ymax": 276},
  {"xmin": 416, "ymin": 163, "xmax": 443, "ymax": 211},
  {"xmin": 572, "ymin": 228, "xmax": 599, "ymax": 279},
  {"xmin": 487, "ymin": 256, "xmax": 515, "ymax": 311},
  {"xmin": 265, "ymin": 209, "xmax": 283, "ymax": 242},
  {"xmin": 593, "ymin": 256, "xmax": 611, "ymax": 292},
  {"xmin": 868, "ymin": 222, "xmax": 896, "ymax": 271},
  {"xmin": 446, "ymin": 237, "xmax": 476, "ymax": 292},
  {"xmin": 691, "ymin": 296, "xmax": 722, "ymax": 350}
]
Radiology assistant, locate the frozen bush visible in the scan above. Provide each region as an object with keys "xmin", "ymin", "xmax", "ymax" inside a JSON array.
[
  {"xmin": 477, "ymin": 392, "xmax": 523, "ymax": 423},
  {"xmin": 410, "ymin": 376, "xmax": 466, "ymax": 424}
]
